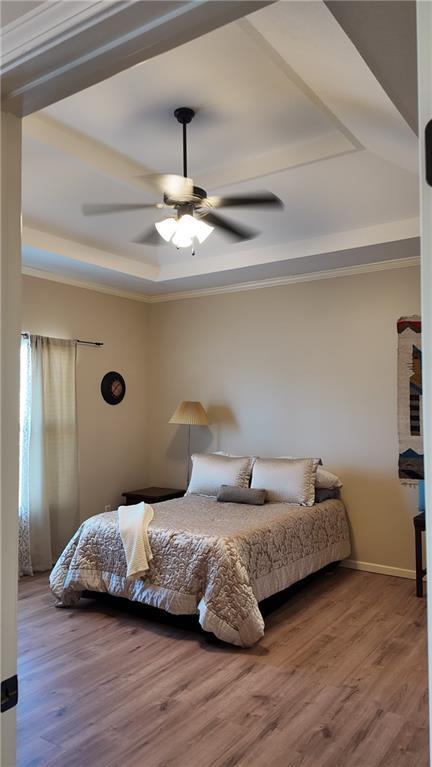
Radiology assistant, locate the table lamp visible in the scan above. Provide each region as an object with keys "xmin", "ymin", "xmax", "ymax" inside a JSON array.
[{"xmin": 169, "ymin": 401, "xmax": 209, "ymax": 485}]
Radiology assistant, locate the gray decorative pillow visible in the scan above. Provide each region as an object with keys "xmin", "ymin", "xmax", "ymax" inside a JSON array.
[
  {"xmin": 314, "ymin": 487, "xmax": 340, "ymax": 503},
  {"xmin": 217, "ymin": 485, "xmax": 266, "ymax": 505}
]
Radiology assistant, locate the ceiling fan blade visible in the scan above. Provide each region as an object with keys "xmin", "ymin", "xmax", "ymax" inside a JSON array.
[
  {"xmin": 137, "ymin": 173, "xmax": 193, "ymax": 198},
  {"xmin": 133, "ymin": 225, "xmax": 165, "ymax": 246},
  {"xmin": 204, "ymin": 211, "xmax": 258, "ymax": 242},
  {"xmin": 82, "ymin": 203, "xmax": 165, "ymax": 216},
  {"xmin": 207, "ymin": 192, "xmax": 283, "ymax": 209}
]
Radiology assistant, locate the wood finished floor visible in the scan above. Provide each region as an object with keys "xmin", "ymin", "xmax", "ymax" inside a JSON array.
[{"xmin": 18, "ymin": 568, "xmax": 428, "ymax": 767}]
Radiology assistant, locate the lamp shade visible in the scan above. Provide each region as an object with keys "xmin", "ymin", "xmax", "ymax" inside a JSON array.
[{"xmin": 169, "ymin": 401, "xmax": 209, "ymax": 426}]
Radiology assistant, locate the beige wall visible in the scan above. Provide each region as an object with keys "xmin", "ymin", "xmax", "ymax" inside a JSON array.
[
  {"xmin": 148, "ymin": 266, "xmax": 421, "ymax": 574},
  {"xmin": 22, "ymin": 276, "xmax": 149, "ymax": 520},
  {"xmin": 22, "ymin": 266, "xmax": 422, "ymax": 574}
]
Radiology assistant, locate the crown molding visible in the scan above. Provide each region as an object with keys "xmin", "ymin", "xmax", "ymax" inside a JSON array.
[
  {"xmin": 157, "ymin": 217, "xmax": 420, "ymax": 282},
  {"xmin": 1, "ymin": 2, "xmax": 113, "ymax": 64},
  {"xmin": 22, "ymin": 256, "xmax": 420, "ymax": 306},
  {"xmin": 22, "ymin": 266, "xmax": 150, "ymax": 304},
  {"xmin": 147, "ymin": 256, "xmax": 420, "ymax": 302}
]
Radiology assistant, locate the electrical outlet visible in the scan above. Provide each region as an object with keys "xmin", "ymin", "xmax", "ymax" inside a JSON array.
[{"xmin": 104, "ymin": 504, "xmax": 112, "ymax": 513}]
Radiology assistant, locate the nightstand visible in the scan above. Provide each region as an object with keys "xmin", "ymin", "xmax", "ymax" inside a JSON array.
[{"xmin": 122, "ymin": 486, "xmax": 185, "ymax": 505}]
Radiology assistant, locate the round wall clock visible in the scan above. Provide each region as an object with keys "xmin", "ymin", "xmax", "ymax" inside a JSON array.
[{"xmin": 101, "ymin": 371, "xmax": 126, "ymax": 405}]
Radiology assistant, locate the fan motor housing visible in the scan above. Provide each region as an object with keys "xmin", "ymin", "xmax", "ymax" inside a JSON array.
[{"xmin": 164, "ymin": 186, "xmax": 207, "ymax": 209}]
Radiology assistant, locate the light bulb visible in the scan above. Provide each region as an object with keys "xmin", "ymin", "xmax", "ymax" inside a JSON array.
[
  {"xmin": 172, "ymin": 230, "xmax": 193, "ymax": 248},
  {"xmin": 177, "ymin": 214, "xmax": 195, "ymax": 236},
  {"xmin": 155, "ymin": 217, "xmax": 177, "ymax": 242},
  {"xmin": 171, "ymin": 215, "xmax": 195, "ymax": 248}
]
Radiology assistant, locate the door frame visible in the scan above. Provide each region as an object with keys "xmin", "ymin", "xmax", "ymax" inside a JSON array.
[
  {"xmin": 417, "ymin": 1, "xmax": 432, "ymax": 761},
  {"xmin": 0, "ymin": 109, "xmax": 22, "ymax": 767}
]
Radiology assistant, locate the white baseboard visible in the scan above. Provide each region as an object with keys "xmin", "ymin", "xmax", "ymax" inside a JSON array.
[{"xmin": 341, "ymin": 559, "xmax": 416, "ymax": 580}]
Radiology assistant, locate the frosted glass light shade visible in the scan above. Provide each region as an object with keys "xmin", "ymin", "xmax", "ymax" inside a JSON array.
[
  {"xmin": 155, "ymin": 214, "xmax": 214, "ymax": 248},
  {"xmin": 155, "ymin": 217, "xmax": 177, "ymax": 242},
  {"xmin": 185, "ymin": 215, "xmax": 214, "ymax": 244},
  {"xmin": 169, "ymin": 401, "xmax": 209, "ymax": 426},
  {"xmin": 172, "ymin": 216, "xmax": 193, "ymax": 248}
]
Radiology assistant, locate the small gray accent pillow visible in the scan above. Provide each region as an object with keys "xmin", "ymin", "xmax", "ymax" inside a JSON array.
[
  {"xmin": 217, "ymin": 485, "xmax": 266, "ymax": 505},
  {"xmin": 314, "ymin": 487, "xmax": 340, "ymax": 503}
]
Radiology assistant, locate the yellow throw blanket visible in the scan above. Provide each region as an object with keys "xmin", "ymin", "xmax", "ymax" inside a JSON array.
[{"xmin": 118, "ymin": 501, "xmax": 154, "ymax": 579}]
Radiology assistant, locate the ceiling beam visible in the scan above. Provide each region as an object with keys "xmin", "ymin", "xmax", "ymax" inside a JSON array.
[
  {"xmin": 326, "ymin": 1, "xmax": 418, "ymax": 134},
  {"xmin": 23, "ymin": 113, "xmax": 155, "ymax": 191},
  {"xmin": 195, "ymin": 131, "xmax": 358, "ymax": 191},
  {"xmin": 1, "ymin": 0, "xmax": 274, "ymax": 116},
  {"xmin": 24, "ymin": 113, "xmax": 359, "ymax": 196}
]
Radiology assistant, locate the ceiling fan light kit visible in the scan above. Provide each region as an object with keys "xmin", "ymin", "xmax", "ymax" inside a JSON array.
[
  {"xmin": 155, "ymin": 213, "xmax": 214, "ymax": 249},
  {"xmin": 155, "ymin": 216, "xmax": 177, "ymax": 242},
  {"xmin": 82, "ymin": 107, "xmax": 284, "ymax": 252}
]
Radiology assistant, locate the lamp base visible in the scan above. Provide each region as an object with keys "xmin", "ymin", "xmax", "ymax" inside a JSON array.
[{"xmin": 186, "ymin": 423, "xmax": 191, "ymax": 487}]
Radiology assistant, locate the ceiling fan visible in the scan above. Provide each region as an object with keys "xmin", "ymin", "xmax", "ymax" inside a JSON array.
[{"xmin": 82, "ymin": 107, "xmax": 284, "ymax": 251}]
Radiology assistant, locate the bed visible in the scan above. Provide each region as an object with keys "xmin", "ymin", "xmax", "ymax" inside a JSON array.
[{"xmin": 50, "ymin": 494, "xmax": 351, "ymax": 647}]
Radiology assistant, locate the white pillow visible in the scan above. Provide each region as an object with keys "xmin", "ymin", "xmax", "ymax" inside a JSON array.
[
  {"xmin": 186, "ymin": 453, "xmax": 253, "ymax": 497},
  {"xmin": 316, "ymin": 467, "xmax": 343, "ymax": 489},
  {"xmin": 251, "ymin": 458, "xmax": 319, "ymax": 506},
  {"xmin": 212, "ymin": 451, "xmax": 256, "ymax": 472}
]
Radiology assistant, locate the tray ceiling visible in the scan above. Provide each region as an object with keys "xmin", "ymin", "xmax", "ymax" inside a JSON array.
[{"xmin": 21, "ymin": 0, "xmax": 419, "ymax": 299}]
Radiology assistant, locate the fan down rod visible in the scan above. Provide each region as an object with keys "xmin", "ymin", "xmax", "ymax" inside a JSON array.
[{"xmin": 174, "ymin": 107, "xmax": 195, "ymax": 179}]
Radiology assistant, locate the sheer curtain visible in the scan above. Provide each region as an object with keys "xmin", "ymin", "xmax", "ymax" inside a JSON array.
[
  {"xmin": 19, "ymin": 335, "xmax": 79, "ymax": 575},
  {"xmin": 19, "ymin": 335, "xmax": 33, "ymax": 576}
]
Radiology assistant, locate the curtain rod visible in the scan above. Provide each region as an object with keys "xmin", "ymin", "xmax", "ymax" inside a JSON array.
[
  {"xmin": 76, "ymin": 339, "xmax": 103, "ymax": 347},
  {"xmin": 21, "ymin": 333, "xmax": 103, "ymax": 347}
]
